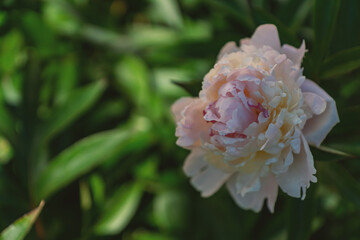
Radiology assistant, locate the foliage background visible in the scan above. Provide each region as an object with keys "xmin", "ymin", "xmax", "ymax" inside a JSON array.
[{"xmin": 1, "ymin": 0, "xmax": 360, "ymax": 239}]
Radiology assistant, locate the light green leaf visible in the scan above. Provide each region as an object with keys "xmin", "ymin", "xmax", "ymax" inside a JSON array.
[
  {"xmin": 34, "ymin": 120, "xmax": 150, "ymax": 201},
  {"xmin": 115, "ymin": 55, "xmax": 150, "ymax": 109},
  {"xmin": 0, "ymin": 201, "xmax": 44, "ymax": 240},
  {"xmin": 148, "ymin": 0, "xmax": 183, "ymax": 29},
  {"xmin": 0, "ymin": 30, "xmax": 24, "ymax": 73},
  {"xmin": 39, "ymin": 80, "xmax": 106, "ymax": 142},
  {"xmin": 94, "ymin": 182, "xmax": 143, "ymax": 235},
  {"xmin": 321, "ymin": 46, "xmax": 360, "ymax": 78},
  {"xmin": 313, "ymin": 0, "xmax": 341, "ymax": 68}
]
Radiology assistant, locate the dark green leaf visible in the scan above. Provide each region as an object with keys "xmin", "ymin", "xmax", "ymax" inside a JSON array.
[
  {"xmin": 321, "ymin": 46, "xmax": 360, "ymax": 78},
  {"xmin": 313, "ymin": 0, "xmax": 341, "ymax": 69},
  {"xmin": 287, "ymin": 185, "xmax": 317, "ymax": 240},
  {"xmin": 39, "ymin": 80, "xmax": 106, "ymax": 142},
  {"xmin": 94, "ymin": 182, "xmax": 143, "ymax": 235},
  {"xmin": 0, "ymin": 201, "xmax": 44, "ymax": 240},
  {"xmin": 323, "ymin": 162, "xmax": 360, "ymax": 210}
]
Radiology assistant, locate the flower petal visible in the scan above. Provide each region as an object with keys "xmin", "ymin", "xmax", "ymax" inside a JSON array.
[
  {"xmin": 227, "ymin": 173, "xmax": 278, "ymax": 213},
  {"xmin": 173, "ymin": 98, "xmax": 211, "ymax": 149},
  {"xmin": 250, "ymin": 24, "xmax": 281, "ymax": 50},
  {"xmin": 281, "ymin": 40, "xmax": 306, "ymax": 67},
  {"xmin": 301, "ymin": 79, "xmax": 340, "ymax": 146},
  {"xmin": 217, "ymin": 41, "xmax": 239, "ymax": 60},
  {"xmin": 171, "ymin": 97, "xmax": 195, "ymax": 122},
  {"xmin": 276, "ymin": 135, "xmax": 317, "ymax": 200}
]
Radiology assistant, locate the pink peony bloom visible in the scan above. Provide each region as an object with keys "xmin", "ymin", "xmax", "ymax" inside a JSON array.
[{"xmin": 172, "ymin": 24, "xmax": 339, "ymax": 212}]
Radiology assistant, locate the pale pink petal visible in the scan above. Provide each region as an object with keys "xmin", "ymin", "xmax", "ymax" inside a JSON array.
[
  {"xmin": 217, "ymin": 41, "xmax": 239, "ymax": 60},
  {"xmin": 191, "ymin": 165, "xmax": 231, "ymax": 197},
  {"xmin": 183, "ymin": 148, "xmax": 208, "ymax": 177},
  {"xmin": 303, "ymin": 92, "xmax": 327, "ymax": 115},
  {"xmin": 250, "ymin": 24, "xmax": 281, "ymax": 50},
  {"xmin": 301, "ymin": 79, "xmax": 340, "ymax": 146},
  {"xmin": 184, "ymin": 148, "xmax": 231, "ymax": 197},
  {"xmin": 173, "ymin": 98, "xmax": 211, "ymax": 149},
  {"xmin": 276, "ymin": 135, "xmax": 317, "ymax": 200},
  {"xmin": 281, "ymin": 40, "xmax": 306, "ymax": 66},
  {"xmin": 171, "ymin": 97, "xmax": 195, "ymax": 122},
  {"xmin": 227, "ymin": 173, "xmax": 278, "ymax": 213}
]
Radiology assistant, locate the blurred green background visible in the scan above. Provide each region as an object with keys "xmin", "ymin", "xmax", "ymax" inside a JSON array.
[{"xmin": 1, "ymin": 0, "xmax": 360, "ymax": 239}]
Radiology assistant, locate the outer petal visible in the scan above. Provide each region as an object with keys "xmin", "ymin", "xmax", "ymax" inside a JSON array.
[
  {"xmin": 276, "ymin": 135, "xmax": 317, "ymax": 200},
  {"xmin": 217, "ymin": 41, "xmax": 239, "ymax": 60},
  {"xmin": 281, "ymin": 40, "xmax": 306, "ymax": 67},
  {"xmin": 301, "ymin": 79, "xmax": 340, "ymax": 146},
  {"xmin": 184, "ymin": 148, "xmax": 231, "ymax": 197},
  {"xmin": 250, "ymin": 24, "xmax": 281, "ymax": 51},
  {"xmin": 172, "ymin": 98, "xmax": 211, "ymax": 149},
  {"xmin": 227, "ymin": 173, "xmax": 278, "ymax": 213},
  {"xmin": 171, "ymin": 97, "xmax": 194, "ymax": 122}
]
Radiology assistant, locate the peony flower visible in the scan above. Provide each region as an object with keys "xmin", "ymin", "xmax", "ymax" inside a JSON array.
[{"xmin": 172, "ymin": 24, "xmax": 339, "ymax": 212}]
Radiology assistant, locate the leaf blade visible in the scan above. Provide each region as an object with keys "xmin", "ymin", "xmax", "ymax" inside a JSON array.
[
  {"xmin": 94, "ymin": 182, "xmax": 143, "ymax": 235},
  {"xmin": 0, "ymin": 201, "xmax": 45, "ymax": 240}
]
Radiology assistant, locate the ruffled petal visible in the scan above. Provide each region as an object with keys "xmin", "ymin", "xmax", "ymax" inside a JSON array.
[
  {"xmin": 171, "ymin": 97, "xmax": 195, "ymax": 122},
  {"xmin": 250, "ymin": 24, "xmax": 281, "ymax": 50},
  {"xmin": 173, "ymin": 98, "xmax": 211, "ymax": 149},
  {"xmin": 301, "ymin": 79, "xmax": 340, "ymax": 146},
  {"xmin": 184, "ymin": 148, "xmax": 231, "ymax": 197},
  {"xmin": 276, "ymin": 135, "xmax": 317, "ymax": 200},
  {"xmin": 227, "ymin": 173, "xmax": 278, "ymax": 213},
  {"xmin": 281, "ymin": 40, "xmax": 306, "ymax": 67},
  {"xmin": 217, "ymin": 41, "xmax": 239, "ymax": 60}
]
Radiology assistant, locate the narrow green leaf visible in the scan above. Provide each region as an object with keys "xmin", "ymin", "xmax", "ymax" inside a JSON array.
[
  {"xmin": 321, "ymin": 46, "xmax": 360, "ymax": 78},
  {"xmin": 323, "ymin": 162, "xmax": 360, "ymax": 210},
  {"xmin": 0, "ymin": 104, "xmax": 16, "ymax": 144},
  {"xmin": 287, "ymin": 185, "xmax": 317, "ymax": 240},
  {"xmin": 0, "ymin": 201, "xmax": 44, "ymax": 240},
  {"xmin": 313, "ymin": 0, "xmax": 341, "ymax": 68},
  {"xmin": 94, "ymin": 182, "xmax": 143, "ymax": 235},
  {"xmin": 34, "ymin": 121, "xmax": 150, "ymax": 201},
  {"xmin": 39, "ymin": 80, "xmax": 106, "ymax": 142}
]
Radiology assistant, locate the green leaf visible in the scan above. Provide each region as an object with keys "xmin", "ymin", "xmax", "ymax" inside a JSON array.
[
  {"xmin": 0, "ymin": 104, "xmax": 16, "ymax": 144},
  {"xmin": 0, "ymin": 201, "xmax": 44, "ymax": 240},
  {"xmin": 321, "ymin": 46, "xmax": 360, "ymax": 78},
  {"xmin": 313, "ymin": 0, "xmax": 341, "ymax": 68},
  {"xmin": 94, "ymin": 182, "xmax": 143, "ymax": 235},
  {"xmin": 0, "ymin": 30, "xmax": 24, "ymax": 73},
  {"xmin": 287, "ymin": 185, "xmax": 317, "ymax": 240},
  {"xmin": 148, "ymin": 0, "xmax": 183, "ymax": 29},
  {"xmin": 34, "ymin": 120, "xmax": 151, "ymax": 201},
  {"xmin": 115, "ymin": 55, "xmax": 150, "ymax": 109},
  {"xmin": 323, "ymin": 162, "xmax": 360, "ymax": 210},
  {"xmin": 39, "ymin": 80, "xmax": 106, "ymax": 142}
]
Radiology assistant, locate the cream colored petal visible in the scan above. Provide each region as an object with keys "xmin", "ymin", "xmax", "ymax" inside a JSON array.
[
  {"xmin": 281, "ymin": 40, "xmax": 306, "ymax": 66},
  {"xmin": 301, "ymin": 79, "xmax": 340, "ymax": 146},
  {"xmin": 217, "ymin": 41, "xmax": 239, "ymax": 60},
  {"xmin": 227, "ymin": 173, "xmax": 278, "ymax": 213},
  {"xmin": 250, "ymin": 24, "xmax": 281, "ymax": 50},
  {"xmin": 171, "ymin": 97, "xmax": 195, "ymax": 122},
  {"xmin": 276, "ymin": 135, "xmax": 317, "ymax": 200}
]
